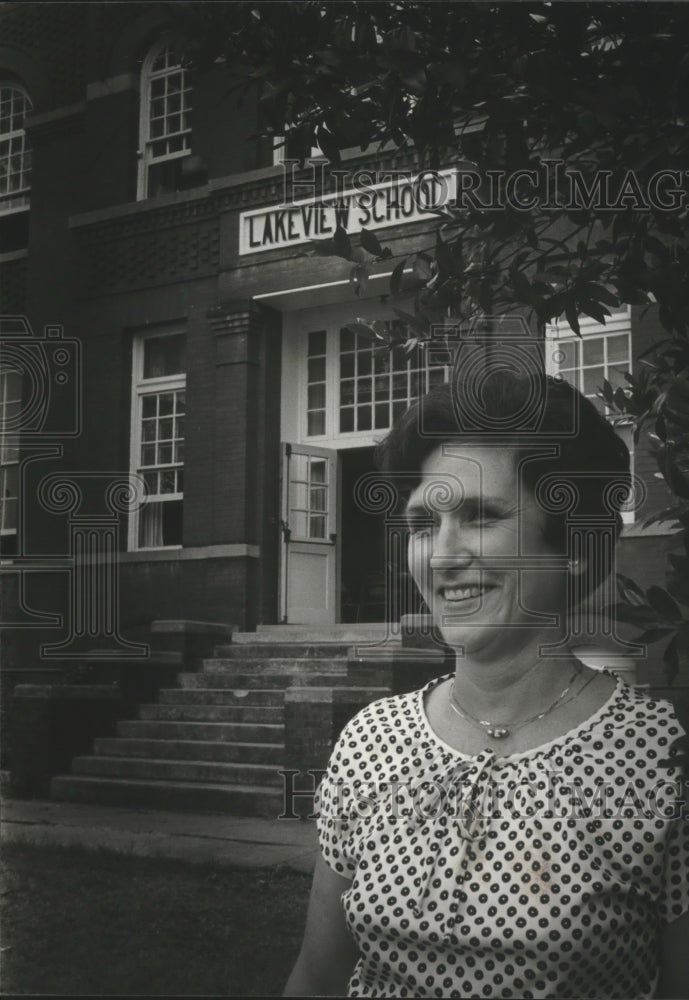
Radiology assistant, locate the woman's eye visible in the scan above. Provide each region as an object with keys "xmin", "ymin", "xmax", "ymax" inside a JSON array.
[{"xmin": 406, "ymin": 517, "xmax": 434, "ymax": 535}]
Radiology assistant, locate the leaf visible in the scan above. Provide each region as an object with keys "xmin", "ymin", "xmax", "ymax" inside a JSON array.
[
  {"xmin": 605, "ymin": 603, "xmax": 664, "ymax": 627},
  {"xmin": 412, "ymin": 254, "xmax": 433, "ymax": 282},
  {"xmin": 616, "ymin": 574, "xmax": 647, "ymax": 606},
  {"xmin": 333, "ymin": 225, "xmax": 353, "ymax": 260},
  {"xmin": 646, "ymin": 585, "xmax": 682, "ymax": 622},
  {"xmin": 360, "ymin": 228, "xmax": 383, "ymax": 256},
  {"xmin": 510, "ymin": 269, "xmax": 534, "ymax": 305},
  {"xmin": 564, "ymin": 302, "xmax": 581, "ymax": 336},
  {"xmin": 315, "ymin": 125, "xmax": 341, "ymax": 164},
  {"xmin": 391, "ymin": 258, "xmax": 407, "ymax": 296}
]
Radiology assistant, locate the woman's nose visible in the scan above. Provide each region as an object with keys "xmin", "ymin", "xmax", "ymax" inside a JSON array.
[{"xmin": 429, "ymin": 517, "xmax": 474, "ymax": 570}]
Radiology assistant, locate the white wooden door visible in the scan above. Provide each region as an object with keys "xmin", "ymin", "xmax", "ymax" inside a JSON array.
[{"xmin": 280, "ymin": 442, "xmax": 338, "ymax": 624}]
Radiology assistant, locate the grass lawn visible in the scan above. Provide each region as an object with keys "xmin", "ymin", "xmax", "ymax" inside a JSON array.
[{"xmin": 1, "ymin": 841, "xmax": 311, "ymax": 996}]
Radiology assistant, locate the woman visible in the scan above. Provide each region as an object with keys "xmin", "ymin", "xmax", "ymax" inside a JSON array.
[{"xmin": 285, "ymin": 371, "xmax": 689, "ymax": 999}]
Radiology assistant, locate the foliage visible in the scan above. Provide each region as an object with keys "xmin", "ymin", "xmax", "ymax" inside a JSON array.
[{"xmin": 176, "ymin": 1, "xmax": 689, "ymax": 337}]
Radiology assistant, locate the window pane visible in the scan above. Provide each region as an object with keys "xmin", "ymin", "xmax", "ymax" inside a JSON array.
[
  {"xmin": 142, "ymin": 419, "xmax": 156, "ymax": 442},
  {"xmin": 310, "ymin": 460, "xmax": 326, "ymax": 485},
  {"xmin": 374, "ymin": 375, "xmax": 389, "ymax": 399},
  {"xmin": 358, "ymin": 378, "xmax": 372, "ymax": 404},
  {"xmin": 358, "ymin": 351, "xmax": 372, "ymax": 376},
  {"xmin": 392, "ymin": 372, "xmax": 408, "ymax": 399},
  {"xmin": 308, "ymin": 330, "xmax": 326, "ymax": 356},
  {"xmin": 339, "ymin": 327, "xmax": 354, "ymax": 352},
  {"xmin": 607, "ymin": 334, "xmax": 630, "ymax": 364},
  {"xmin": 143, "ymin": 471, "xmax": 158, "ymax": 494},
  {"xmin": 582, "ymin": 337, "xmax": 604, "ymax": 365},
  {"xmin": 340, "ymin": 380, "xmax": 355, "ymax": 406},
  {"xmin": 143, "ymin": 334, "xmax": 186, "ymax": 378},
  {"xmin": 160, "ymin": 470, "xmax": 176, "ymax": 494},
  {"xmin": 340, "ymin": 408, "xmax": 354, "ymax": 433},
  {"xmin": 340, "ymin": 353, "xmax": 354, "ymax": 379},
  {"xmin": 357, "ymin": 405, "xmax": 372, "ymax": 431},
  {"xmin": 374, "ymin": 351, "xmax": 390, "ymax": 375},
  {"xmin": 374, "ymin": 403, "xmax": 390, "ymax": 429},
  {"xmin": 307, "ymin": 411, "xmax": 325, "ymax": 436},
  {"xmin": 141, "ymin": 444, "xmax": 156, "ymax": 465},
  {"xmin": 607, "ymin": 367, "xmax": 628, "ymax": 389},
  {"xmin": 175, "ymin": 391, "xmax": 185, "ymax": 413},
  {"xmin": 310, "ymin": 486, "xmax": 327, "ymax": 512},
  {"xmin": 158, "ymin": 443, "xmax": 173, "ymax": 464},
  {"xmin": 307, "ymin": 383, "xmax": 325, "ymax": 410},
  {"xmin": 308, "ymin": 357, "xmax": 325, "ymax": 382},
  {"xmin": 310, "ymin": 514, "xmax": 326, "ymax": 539},
  {"xmin": 583, "ymin": 366, "xmax": 605, "ymax": 396}
]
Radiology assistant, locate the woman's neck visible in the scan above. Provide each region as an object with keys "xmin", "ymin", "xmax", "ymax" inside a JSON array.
[{"xmin": 451, "ymin": 639, "xmax": 580, "ymax": 721}]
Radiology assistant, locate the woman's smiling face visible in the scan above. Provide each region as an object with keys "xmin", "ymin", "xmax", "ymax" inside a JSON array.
[{"xmin": 405, "ymin": 443, "xmax": 568, "ymax": 656}]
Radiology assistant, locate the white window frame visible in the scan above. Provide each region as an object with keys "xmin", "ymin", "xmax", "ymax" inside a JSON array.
[
  {"xmin": 128, "ymin": 330, "xmax": 186, "ymax": 551},
  {"xmin": 295, "ymin": 318, "xmax": 452, "ymax": 448},
  {"xmin": 137, "ymin": 38, "xmax": 192, "ymax": 200},
  {"xmin": 545, "ymin": 307, "xmax": 635, "ymax": 524},
  {"xmin": 0, "ymin": 82, "xmax": 32, "ymax": 216}
]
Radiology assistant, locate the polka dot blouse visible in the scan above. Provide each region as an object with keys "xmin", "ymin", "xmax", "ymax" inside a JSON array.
[{"xmin": 316, "ymin": 672, "xmax": 689, "ymax": 999}]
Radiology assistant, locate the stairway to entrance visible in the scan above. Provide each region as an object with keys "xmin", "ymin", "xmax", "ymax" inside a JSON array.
[{"xmin": 50, "ymin": 625, "xmax": 399, "ymax": 817}]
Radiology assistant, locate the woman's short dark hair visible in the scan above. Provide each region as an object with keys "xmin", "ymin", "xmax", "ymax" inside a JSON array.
[{"xmin": 376, "ymin": 370, "xmax": 631, "ymax": 596}]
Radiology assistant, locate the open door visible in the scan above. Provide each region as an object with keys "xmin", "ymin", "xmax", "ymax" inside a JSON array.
[{"xmin": 280, "ymin": 442, "xmax": 338, "ymax": 624}]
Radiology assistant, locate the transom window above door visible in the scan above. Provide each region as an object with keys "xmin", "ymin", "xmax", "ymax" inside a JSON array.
[{"xmin": 303, "ymin": 320, "xmax": 451, "ymax": 443}]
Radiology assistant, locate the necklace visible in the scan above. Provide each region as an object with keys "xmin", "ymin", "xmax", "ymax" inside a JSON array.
[{"xmin": 449, "ymin": 663, "xmax": 586, "ymax": 740}]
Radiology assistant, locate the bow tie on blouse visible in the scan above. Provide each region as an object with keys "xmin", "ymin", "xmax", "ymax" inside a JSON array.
[{"xmin": 400, "ymin": 744, "xmax": 500, "ymax": 939}]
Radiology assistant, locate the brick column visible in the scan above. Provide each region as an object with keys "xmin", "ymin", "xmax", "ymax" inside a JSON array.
[{"xmin": 205, "ymin": 300, "xmax": 282, "ymax": 626}]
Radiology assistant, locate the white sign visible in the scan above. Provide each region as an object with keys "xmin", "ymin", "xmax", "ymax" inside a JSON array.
[{"xmin": 238, "ymin": 170, "xmax": 456, "ymax": 255}]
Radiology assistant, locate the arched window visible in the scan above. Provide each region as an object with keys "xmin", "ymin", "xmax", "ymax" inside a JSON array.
[
  {"xmin": 137, "ymin": 39, "xmax": 192, "ymax": 199},
  {"xmin": 0, "ymin": 82, "xmax": 32, "ymax": 214}
]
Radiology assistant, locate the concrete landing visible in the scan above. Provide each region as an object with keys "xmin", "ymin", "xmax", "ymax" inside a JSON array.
[{"xmin": 1, "ymin": 797, "xmax": 319, "ymax": 873}]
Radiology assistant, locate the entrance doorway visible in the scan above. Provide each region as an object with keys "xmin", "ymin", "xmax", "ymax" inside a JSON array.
[{"xmin": 339, "ymin": 447, "xmax": 422, "ymax": 623}]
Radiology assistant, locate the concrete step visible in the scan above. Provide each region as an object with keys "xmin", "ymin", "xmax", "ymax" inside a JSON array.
[
  {"xmin": 93, "ymin": 737, "xmax": 284, "ymax": 765},
  {"xmin": 180, "ymin": 671, "xmax": 343, "ymax": 689},
  {"xmin": 212, "ymin": 643, "xmax": 353, "ymax": 659},
  {"xmin": 70, "ymin": 755, "xmax": 283, "ymax": 787},
  {"xmin": 137, "ymin": 702, "xmax": 284, "ymax": 723},
  {"xmin": 201, "ymin": 658, "xmax": 348, "ymax": 674},
  {"xmin": 233, "ymin": 624, "xmax": 395, "ymax": 644},
  {"xmin": 50, "ymin": 775, "xmax": 283, "ymax": 817},
  {"xmin": 120, "ymin": 718, "xmax": 283, "ymax": 741},
  {"xmin": 158, "ymin": 688, "xmax": 284, "ymax": 706}
]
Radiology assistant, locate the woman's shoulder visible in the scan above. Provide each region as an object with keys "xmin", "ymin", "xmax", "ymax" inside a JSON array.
[
  {"xmin": 332, "ymin": 673, "xmax": 448, "ymax": 755},
  {"xmin": 594, "ymin": 676, "xmax": 688, "ymax": 752}
]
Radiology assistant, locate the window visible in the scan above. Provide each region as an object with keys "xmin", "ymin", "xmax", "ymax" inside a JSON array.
[
  {"xmin": 272, "ymin": 128, "xmax": 322, "ymax": 166},
  {"xmin": 0, "ymin": 83, "xmax": 32, "ymax": 215},
  {"xmin": 0, "ymin": 365, "xmax": 21, "ymax": 556},
  {"xmin": 137, "ymin": 40, "xmax": 192, "ymax": 199},
  {"xmin": 337, "ymin": 322, "xmax": 448, "ymax": 435},
  {"xmin": 546, "ymin": 311, "xmax": 632, "ymax": 416},
  {"xmin": 129, "ymin": 331, "xmax": 186, "ymax": 549},
  {"xmin": 306, "ymin": 331, "xmax": 327, "ymax": 436},
  {"xmin": 288, "ymin": 454, "xmax": 330, "ymax": 541},
  {"xmin": 546, "ymin": 309, "xmax": 635, "ymax": 522}
]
